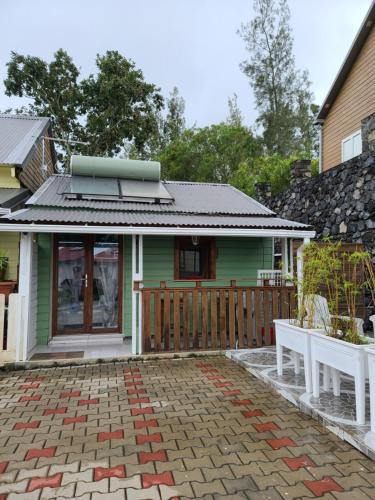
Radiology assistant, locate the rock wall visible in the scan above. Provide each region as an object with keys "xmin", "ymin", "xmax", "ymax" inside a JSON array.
[{"xmin": 256, "ymin": 154, "xmax": 375, "ymax": 260}]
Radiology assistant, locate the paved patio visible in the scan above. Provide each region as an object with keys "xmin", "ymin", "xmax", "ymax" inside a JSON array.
[
  {"xmin": 227, "ymin": 347, "xmax": 375, "ymax": 461},
  {"xmin": 0, "ymin": 357, "xmax": 375, "ymax": 499}
]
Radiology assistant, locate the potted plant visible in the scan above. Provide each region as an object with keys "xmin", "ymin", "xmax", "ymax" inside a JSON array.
[
  {"xmin": 0, "ymin": 249, "xmax": 8, "ymax": 281},
  {"xmin": 275, "ymin": 242, "xmax": 326, "ymax": 393},
  {"xmin": 308, "ymin": 244, "xmax": 375, "ymax": 425}
]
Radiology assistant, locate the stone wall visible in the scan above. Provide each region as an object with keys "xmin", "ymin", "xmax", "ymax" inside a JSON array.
[{"xmin": 256, "ymin": 155, "xmax": 375, "ymax": 260}]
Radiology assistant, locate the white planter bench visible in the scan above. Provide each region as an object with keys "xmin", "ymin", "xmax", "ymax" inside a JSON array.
[
  {"xmin": 274, "ymin": 319, "xmax": 324, "ymax": 394},
  {"xmin": 310, "ymin": 332, "xmax": 375, "ymax": 425}
]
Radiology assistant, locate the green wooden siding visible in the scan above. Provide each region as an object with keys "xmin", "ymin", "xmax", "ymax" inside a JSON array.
[
  {"xmin": 34, "ymin": 234, "xmax": 273, "ymax": 344},
  {"xmin": 0, "ymin": 232, "xmax": 20, "ymax": 280},
  {"xmin": 36, "ymin": 233, "xmax": 52, "ymax": 345}
]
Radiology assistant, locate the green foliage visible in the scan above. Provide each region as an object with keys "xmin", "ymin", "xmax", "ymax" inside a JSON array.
[
  {"xmin": 158, "ymin": 123, "xmax": 262, "ymax": 184},
  {"xmin": 4, "ymin": 49, "xmax": 164, "ymax": 161},
  {"xmin": 239, "ymin": 0, "xmax": 317, "ymax": 157},
  {"xmin": 300, "ymin": 241, "xmax": 371, "ymax": 344},
  {"xmin": 0, "ymin": 249, "xmax": 8, "ymax": 271}
]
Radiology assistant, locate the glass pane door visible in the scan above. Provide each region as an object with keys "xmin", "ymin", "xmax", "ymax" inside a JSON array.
[
  {"xmin": 92, "ymin": 235, "xmax": 120, "ymax": 329},
  {"xmin": 56, "ymin": 235, "xmax": 86, "ymax": 332}
]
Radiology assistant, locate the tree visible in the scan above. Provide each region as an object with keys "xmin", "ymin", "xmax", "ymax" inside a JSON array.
[
  {"xmin": 226, "ymin": 93, "xmax": 243, "ymax": 127},
  {"xmin": 239, "ymin": 0, "xmax": 317, "ymax": 156},
  {"xmin": 162, "ymin": 86, "xmax": 186, "ymax": 145},
  {"xmin": 4, "ymin": 49, "xmax": 164, "ymax": 161},
  {"xmin": 158, "ymin": 123, "xmax": 261, "ymax": 184}
]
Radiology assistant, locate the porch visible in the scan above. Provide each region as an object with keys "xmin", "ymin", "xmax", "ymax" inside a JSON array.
[{"xmin": 0, "ymin": 229, "xmax": 309, "ymax": 363}]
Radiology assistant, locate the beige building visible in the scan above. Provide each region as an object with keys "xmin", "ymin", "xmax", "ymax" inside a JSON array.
[{"xmin": 316, "ymin": 1, "xmax": 375, "ymax": 172}]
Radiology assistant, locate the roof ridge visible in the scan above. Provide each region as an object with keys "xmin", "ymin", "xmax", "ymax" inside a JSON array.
[{"xmin": 0, "ymin": 113, "xmax": 50, "ymax": 121}]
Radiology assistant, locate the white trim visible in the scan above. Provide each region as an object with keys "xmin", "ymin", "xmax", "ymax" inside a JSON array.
[
  {"xmin": 0, "ymin": 223, "xmax": 315, "ymax": 240},
  {"xmin": 131, "ymin": 235, "xmax": 143, "ymax": 355},
  {"xmin": 341, "ymin": 129, "xmax": 362, "ymax": 162},
  {"xmin": 17, "ymin": 233, "xmax": 33, "ymax": 362}
]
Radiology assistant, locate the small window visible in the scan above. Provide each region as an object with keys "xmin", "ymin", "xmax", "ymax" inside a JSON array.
[
  {"xmin": 342, "ymin": 130, "xmax": 362, "ymax": 162},
  {"xmin": 174, "ymin": 237, "xmax": 216, "ymax": 280}
]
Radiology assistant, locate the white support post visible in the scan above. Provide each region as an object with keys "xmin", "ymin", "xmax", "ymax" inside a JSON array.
[
  {"xmin": 296, "ymin": 238, "xmax": 311, "ymax": 309},
  {"xmin": 289, "ymin": 238, "xmax": 294, "ymax": 278},
  {"xmin": 281, "ymin": 238, "xmax": 289, "ymax": 280},
  {"xmin": 132, "ymin": 235, "xmax": 143, "ymax": 355},
  {"xmin": 17, "ymin": 233, "xmax": 33, "ymax": 362}
]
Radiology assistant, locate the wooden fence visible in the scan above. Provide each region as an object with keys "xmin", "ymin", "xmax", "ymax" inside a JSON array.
[{"xmin": 140, "ymin": 285, "xmax": 296, "ymax": 353}]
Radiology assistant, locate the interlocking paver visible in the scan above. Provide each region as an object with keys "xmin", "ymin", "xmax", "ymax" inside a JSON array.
[{"xmin": 0, "ymin": 356, "xmax": 374, "ymax": 499}]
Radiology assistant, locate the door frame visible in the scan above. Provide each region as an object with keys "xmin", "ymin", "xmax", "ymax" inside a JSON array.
[{"xmin": 52, "ymin": 233, "xmax": 123, "ymax": 336}]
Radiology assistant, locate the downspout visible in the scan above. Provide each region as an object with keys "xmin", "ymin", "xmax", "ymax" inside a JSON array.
[{"xmin": 315, "ymin": 119, "xmax": 324, "ymax": 173}]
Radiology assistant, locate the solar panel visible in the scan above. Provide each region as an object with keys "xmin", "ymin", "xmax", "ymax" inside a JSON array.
[
  {"xmin": 68, "ymin": 177, "xmax": 120, "ymax": 199},
  {"xmin": 119, "ymin": 180, "xmax": 173, "ymax": 202},
  {"xmin": 65, "ymin": 176, "xmax": 174, "ymax": 204}
]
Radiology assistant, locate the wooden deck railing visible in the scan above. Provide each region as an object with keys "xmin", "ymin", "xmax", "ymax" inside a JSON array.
[{"xmin": 137, "ymin": 282, "xmax": 296, "ymax": 353}]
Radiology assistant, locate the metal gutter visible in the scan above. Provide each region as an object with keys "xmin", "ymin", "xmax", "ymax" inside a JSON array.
[{"xmin": 0, "ymin": 222, "xmax": 316, "ymax": 239}]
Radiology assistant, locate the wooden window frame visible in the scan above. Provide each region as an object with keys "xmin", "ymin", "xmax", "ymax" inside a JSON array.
[
  {"xmin": 174, "ymin": 236, "xmax": 216, "ymax": 280},
  {"xmin": 52, "ymin": 234, "xmax": 123, "ymax": 336}
]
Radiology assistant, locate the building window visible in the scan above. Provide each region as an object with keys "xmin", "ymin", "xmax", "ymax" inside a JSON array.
[
  {"xmin": 174, "ymin": 237, "xmax": 216, "ymax": 280},
  {"xmin": 342, "ymin": 130, "xmax": 362, "ymax": 162}
]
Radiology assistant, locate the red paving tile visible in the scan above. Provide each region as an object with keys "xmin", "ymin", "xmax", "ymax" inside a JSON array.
[
  {"xmin": 124, "ymin": 367, "xmax": 140, "ymax": 373},
  {"xmin": 125, "ymin": 380, "xmax": 144, "ymax": 386},
  {"xmin": 304, "ymin": 477, "xmax": 344, "ymax": 496},
  {"xmin": 131, "ymin": 407, "xmax": 154, "ymax": 416},
  {"xmin": 20, "ymin": 383, "xmax": 40, "ymax": 390},
  {"xmin": 206, "ymin": 375, "xmax": 225, "ymax": 380},
  {"xmin": 78, "ymin": 398, "xmax": 99, "ymax": 406},
  {"xmin": 134, "ymin": 419, "xmax": 158, "ymax": 429},
  {"xmin": 94, "ymin": 465, "xmax": 126, "ymax": 481},
  {"xmin": 0, "ymin": 462, "xmax": 8, "ymax": 474},
  {"xmin": 60, "ymin": 391, "xmax": 81, "ymax": 399},
  {"xmin": 97, "ymin": 430, "xmax": 124, "ymax": 442},
  {"xmin": 136, "ymin": 433, "xmax": 162, "ymax": 445},
  {"xmin": 25, "ymin": 447, "xmax": 56, "ymax": 461},
  {"xmin": 267, "ymin": 437, "xmax": 297, "ymax": 450},
  {"xmin": 124, "ymin": 373, "xmax": 142, "ymax": 379},
  {"xmin": 283, "ymin": 455, "xmax": 317, "ymax": 471},
  {"xmin": 232, "ymin": 399, "xmax": 253, "ymax": 406},
  {"xmin": 252, "ymin": 422, "xmax": 280, "ymax": 433},
  {"xmin": 25, "ymin": 376, "xmax": 44, "ymax": 382},
  {"xmin": 43, "ymin": 408, "xmax": 67, "ymax": 416},
  {"xmin": 129, "ymin": 397, "xmax": 150, "ymax": 404},
  {"xmin": 13, "ymin": 421, "xmax": 40, "ymax": 430},
  {"xmin": 222, "ymin": 389, "xmax": 241, "ymax": 396},
  {"xmin": 19, "ymin": 395, "xmax": 41, "ymax": 402},
  {"xmin": 127, "ymin": 388, "xmax": 147, "ymax": 395},
  {"xmin": 63, "ymin": 415, "xmax": 87, "ymax": 425},
  {"xmin": 139, "ymin": 450, "xmax": 167, "ymax": 464},
  {"xmin": 214, "ymin": 381, "xmax": 233, "ymax": 388},
  {"xmin": 142, "ymin": 471, "xmax": 175, "ymax": 488},
  {"xmin": 0, "ymin": 494, "xmax": 6, "ymax": 500},
  {"xmin": 27, "ymin": 472, "xmax": 62, "ymax": 492},
  {"xmin": 242, "ymin": 409, "xmax": 264, "ymax": 417}
]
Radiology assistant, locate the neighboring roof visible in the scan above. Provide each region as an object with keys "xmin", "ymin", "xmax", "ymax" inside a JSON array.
[
  {"xmin": 27, "ymin": 175, "xmax": 275, "ymax": 216},
  {"xmin": 316, "ymin": 1, "xmax": 375, "ymax": 122},
  {"xmin": 1, "ymin": 173, "xmax": 311, "ymax": 232},
  {"xmin": 0, "ymin": 188, "xmax": 29, "ymax": 209},
  {"xmin": 5, "ymin": 207, "xmax": 308, "ymax": 229},
  {"xmin": 0, "ymin": 114, "xmax": 50, "ymax": 165}
]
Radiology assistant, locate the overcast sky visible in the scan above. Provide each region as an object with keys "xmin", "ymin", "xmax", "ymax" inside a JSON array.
[{"xmin": 0, "ymin": 0, "xmax": 371, "ymax": 128}]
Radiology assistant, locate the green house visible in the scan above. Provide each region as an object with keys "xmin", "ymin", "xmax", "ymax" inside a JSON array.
[{"xmin": 0, "ymin": 155, "xmax": 314, "ymax": 362}]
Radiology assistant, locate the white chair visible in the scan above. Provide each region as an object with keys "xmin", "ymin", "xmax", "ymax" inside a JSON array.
[
  {"xmin": 370, "ymin": 315, "xmax": 375, "ymax": 335},
  {"xmin": 305, "ymin": 294, "xmax": 364, "ymax": 335}
]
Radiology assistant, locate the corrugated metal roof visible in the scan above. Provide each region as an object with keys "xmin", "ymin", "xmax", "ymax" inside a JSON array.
[
  {"xmin": 4, "ymin": 207, "xmax": 308, "ymax": 229},
  {"xmin": 0, "ymin": 188, "xmax": 29, "ymax": 208},
  {"xmin": 0, "ymin": 114, "xmax": 50, "ymax": 165},
  {"xmin": 27, "ymin": 175, "xmax": 275, "ymax": 216}
]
